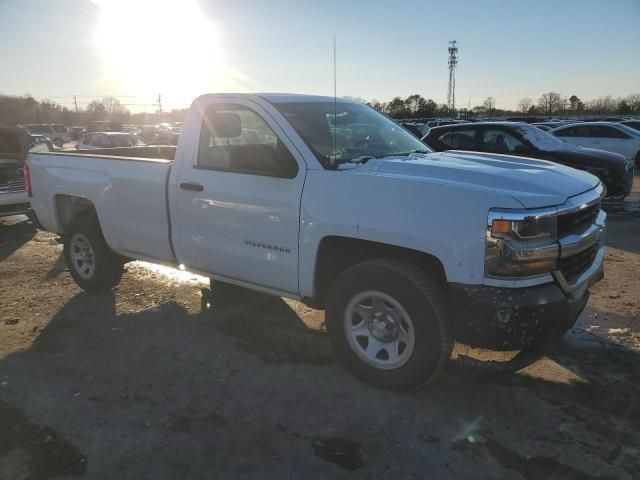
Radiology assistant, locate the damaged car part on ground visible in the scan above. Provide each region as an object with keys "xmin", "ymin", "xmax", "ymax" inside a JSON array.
[{"xmin": 26, "ymin": 93, "xmax": 607, "ymax": 390}]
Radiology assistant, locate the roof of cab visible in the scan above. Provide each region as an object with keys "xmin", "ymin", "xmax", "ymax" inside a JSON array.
[{"xmin": 195, "ymin": 93, "xmax": 357, "ymax": 104}]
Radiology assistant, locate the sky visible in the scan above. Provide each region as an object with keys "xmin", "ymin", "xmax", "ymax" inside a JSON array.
[{"xmin": 0, "ymin": 0, "xmax": 639, "ymax": 112}]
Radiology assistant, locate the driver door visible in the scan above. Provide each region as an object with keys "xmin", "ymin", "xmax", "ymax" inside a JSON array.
[{"xmin": 172, "ymin": 100, "xmax": 306, "ymax": 295}]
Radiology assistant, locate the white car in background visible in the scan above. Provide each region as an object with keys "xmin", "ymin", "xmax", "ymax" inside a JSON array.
[
  {"xmin": 77, "ymin": 132, "xmax": 144, "ymax": 150},
  {"xmin": 551, "ymin": 122, "xmax": 640, "ymax": 167}
]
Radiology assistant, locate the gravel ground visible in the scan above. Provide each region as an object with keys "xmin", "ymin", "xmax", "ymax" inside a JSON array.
[{"xmin": 0, "ymin": 180, "xmax": 639, "ymax": 480}]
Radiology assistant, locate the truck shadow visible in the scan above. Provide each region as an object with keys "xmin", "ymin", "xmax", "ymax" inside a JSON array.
[
  {"xmin": 1, "ymin": 289, "xmax": 638, "ymax": 478},
  {"xmin": 0, "ymin": 217, "xmax": 35, "ymax": 261}
]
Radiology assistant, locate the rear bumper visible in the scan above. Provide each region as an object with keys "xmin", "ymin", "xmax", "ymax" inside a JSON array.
[
  {"xmin": 0, "ymin": 202, "xmax": 30, "ymax": 218},
  {"xmin": 451, "ymin": 277, "xmax": 597, "ymax": 351}
]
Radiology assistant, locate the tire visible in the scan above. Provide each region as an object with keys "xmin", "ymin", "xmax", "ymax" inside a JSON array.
[
  {"xmin": 53, "ymin": 138, "xmax": 64, "ymax": 148},
  {"xmin": 63, "ymin": 212, "xmax": 124, "ymax": 293},
  {"xmin": 325, "ymin": 258, "xmax": 453, "ymax": 391},
  {"xmin": 635, "ymin": 152, "xmax": 640, "ymax": 170}
]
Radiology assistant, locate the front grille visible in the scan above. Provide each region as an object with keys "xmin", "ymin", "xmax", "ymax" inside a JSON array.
[
  {"xmin": 558, "ymin": 245, "xmax": 597, "ymax": 282},
  {"xmin": 557, "ymin": 203, "xmax": 600, "ymax": 237},
  {"xmin": 0, "ymin": 179, "xmax": 26, "ymax": 194}
]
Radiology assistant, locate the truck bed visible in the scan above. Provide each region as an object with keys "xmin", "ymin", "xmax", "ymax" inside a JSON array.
[{"xmin": 27, "ymin": 149, "xmax": 175, "ymax": 263}]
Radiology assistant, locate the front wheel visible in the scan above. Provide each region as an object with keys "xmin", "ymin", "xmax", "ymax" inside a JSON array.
[
  {"xmin": 325, "ymin": 258, "xmax": 452, "ymax": 391},
  {"xmin": 63, "ymin": 212, "xmax": 124, "ymax": 293}
]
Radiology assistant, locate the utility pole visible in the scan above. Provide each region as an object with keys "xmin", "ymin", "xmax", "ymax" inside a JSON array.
[
  {"xmin": 73, "ymin": 95, "xmax": 79, "ymax": 113},
  {"xmin": 447, "ymin": 40, "xmax": 458, "ymax": 115},
  {"xmin": 157, "ymin": 94, "xmax": 163, "ymax": 114}
]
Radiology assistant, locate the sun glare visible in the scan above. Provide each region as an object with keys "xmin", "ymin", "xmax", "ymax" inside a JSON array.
[{"xmin": 93, "ymin": 0, "xmax": 235, "ymax": 108}]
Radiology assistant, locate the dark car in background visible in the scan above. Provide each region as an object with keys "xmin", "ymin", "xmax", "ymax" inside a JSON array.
[
  {"xmin": 1, "ymin": 127, "xmax": 53, "ymax": 217},
  {"xmin": 423, "ymin": 122, "xmax": 634, "ymax": 199}
]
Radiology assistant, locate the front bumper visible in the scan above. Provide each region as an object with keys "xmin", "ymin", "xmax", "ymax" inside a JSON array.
[{"xmin": 451, "ymin": 252, "xmax": 602, "ymax": 350}]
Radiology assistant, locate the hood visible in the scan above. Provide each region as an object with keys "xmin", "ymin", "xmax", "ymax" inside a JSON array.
[{"xmin": 354, "ymin": 151, "xmax": 600, "ymax": 209}]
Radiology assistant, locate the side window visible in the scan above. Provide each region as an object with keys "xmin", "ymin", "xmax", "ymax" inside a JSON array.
[
  {"xmin": 482, "ymin": 129, "xmax": 525, "ymax": 153},
  {"xmin": 591, "ymin": 126, "xmax": 629, "ymax": 139},
  {"xmin": 554, "ymin": 127, "xmax": 573, "ymax": 137},
  {"xmin": 437, "ymin": 129, "xmax": 476, "ymax": 149},
  {"xmin": 96, "ymin": 135, "xmax": 112, "ymax": 148},
  {"xmin": 572, "ymin": 126, "xmax": 590, "ymax": 137},
  {"xmin": 197, "ymin": 103, "xmax": 298, "ymax": 178}
]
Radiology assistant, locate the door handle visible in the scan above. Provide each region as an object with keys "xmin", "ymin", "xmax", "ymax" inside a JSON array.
[{"xmin": 180, "ymin": 182, "xmax": 204, "ymax": 192}]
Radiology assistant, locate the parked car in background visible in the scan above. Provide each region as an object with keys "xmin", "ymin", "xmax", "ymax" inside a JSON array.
[
  {"xmin": 138, "ymin": 125, "xmax": 159, "ymax": 143},
  {"xmin": 77, "ymin": 132, "xmax": 144, "ymax": 150},
  {"xmin": 70, "ymin": 127, "xmax": 87, "ymax": 141},
  {"xmin": 51, "ymin": 124, "xmax": 71, "ymax": 145},
  {"xmin": 426, "ymin": 119, "xmax": 469, "ymax": 129},
  {"xmin": 28, "ymin": 93, "xmax": 607, "ymax": 390},
  {"xmin": 148, "ymin": 132, "xmax": 180, "ymax": 146},
  {"xmin": 424, "ymin": 122, "xmax": 634, "ymax": 199},
  {"xmin": 1, "ymin": 127, "xmax": 53, "ymax": 217},
  {"xmin": 87, "ymin": 121, "xmax": 123, "ymax": 133},
  {"xmin": 21, "ymin": 124, "xmax": 68, "ymax": 148},
  {"xmin": 620, "ymin": 120, "xmax": 640, "ymax": 133},
  {"xmin": 551, "ymin": 122, "xmax": 640, "ymax": 168}
]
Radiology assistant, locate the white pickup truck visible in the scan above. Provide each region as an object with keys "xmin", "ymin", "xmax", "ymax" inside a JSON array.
[{"xmin": 26, "ymin": 94, "xmax": 606, "ymax": 390}]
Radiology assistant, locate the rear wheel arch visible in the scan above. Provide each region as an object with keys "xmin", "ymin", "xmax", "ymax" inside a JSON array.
[
  {"xmin": 310, "ymin": 236, "xmax": 448, "ymax": 308},
  {"xmin": 55, "ymin": 194, "xmax": 97, "ymax": 232}
]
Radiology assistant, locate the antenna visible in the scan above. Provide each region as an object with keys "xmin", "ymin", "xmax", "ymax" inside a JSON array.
[
  {"xmin": 333, "ymin": 36, "xmax": 337, "ymax": 165},
  {"xmin": 447, "ymin": 40, "xmax": 458, "ymax": 114}
]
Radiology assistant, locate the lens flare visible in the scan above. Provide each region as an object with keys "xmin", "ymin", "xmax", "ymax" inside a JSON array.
[{"xmin": 92, "ymin": 0, "xmax": 240, "ymax": 109}]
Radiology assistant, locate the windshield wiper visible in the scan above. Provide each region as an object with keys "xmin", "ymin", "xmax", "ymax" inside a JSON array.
[
  {"xmin": 332, "ymin": 155, "xmax": 375, "ymax": 169},
  {"xmin": 385, "ymin": 149, "xmax": 431, "ymax": 156}
]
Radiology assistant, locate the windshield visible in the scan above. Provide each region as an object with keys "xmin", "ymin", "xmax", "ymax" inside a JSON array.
[
  {"xmin": 514, "ymin": 124, "xmax": 570, "ymax": 151},
  {"xmin": 273, "ymin": 101, "xmax": 432, "ymax": 168}
]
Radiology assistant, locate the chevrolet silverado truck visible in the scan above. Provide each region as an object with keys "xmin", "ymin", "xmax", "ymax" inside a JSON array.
[{"xmin": 26, "ymin": 94, "xmax": 606, "ymax": 390}]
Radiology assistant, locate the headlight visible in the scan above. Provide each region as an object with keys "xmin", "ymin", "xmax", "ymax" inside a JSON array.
[{"xmin": 485, "ymin": 209, "xmax": 559, "ymax": 278}]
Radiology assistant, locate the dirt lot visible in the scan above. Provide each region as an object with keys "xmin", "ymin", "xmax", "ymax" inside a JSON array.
[{"xmin": 1, "ymin": 181, "xmax": 639, "ymax": 480}]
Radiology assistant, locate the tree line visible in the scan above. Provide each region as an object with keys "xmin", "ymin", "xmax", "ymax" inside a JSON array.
[
  {"xmin": 0, "ymin": 94, "xmax": 186, "ymax": 127},
  {"xmin": 349, "ymin": 92, "xmax": 640, "ymax": 118},
  {"xmin": 1, "ymin": 91, "xmax": 639, "ymax": 127}
]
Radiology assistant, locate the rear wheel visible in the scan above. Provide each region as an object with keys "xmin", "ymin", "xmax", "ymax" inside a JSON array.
[
  {"xmin": 325, "ymin": 258, "xmax": 452, "ymax": 391},
  {"xmin": 53, "ymin": 138, "xmax": 64, "ymax": 148},
  {"xmin": 64, "ymin": 212, "xmax": 123, "ymax": 292},
  {"xmin": 635, "ymin": 151, "xmax": 640, "ymax": 170}
]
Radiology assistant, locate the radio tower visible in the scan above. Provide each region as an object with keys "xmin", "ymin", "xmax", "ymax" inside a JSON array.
[{"xmin": 447, "ymin": 40, "xmax": 458, "ymax": 114}]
